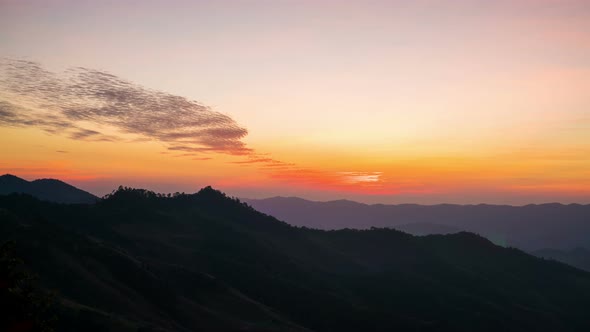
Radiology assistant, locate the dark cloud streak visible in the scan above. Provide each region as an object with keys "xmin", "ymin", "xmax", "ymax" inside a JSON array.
[{"xmin": 0, "ymin": 59, "xmax": 250, "ymax": 155}]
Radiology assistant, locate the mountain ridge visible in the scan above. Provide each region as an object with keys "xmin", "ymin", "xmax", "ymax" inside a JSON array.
[
  {"xmin": 246, "ymin": 195, "xmax": 589, "ymax": 208},
  {"xmin": 244, "ymin": 196, "xmax": 590, "ymax": 251},
  {"xmin": 3, "ymin": 186, "xmax": 590, "ymax": 331},
  {"xmin": 0, "ymin": 174, "xmax": 98, "ymax": 204}
]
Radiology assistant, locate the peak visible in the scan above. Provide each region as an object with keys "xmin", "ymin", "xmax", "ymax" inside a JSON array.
[
  {"xmin": 100, "ymin": 185, "xmax": 262, "ymax": 220},
  {"xmin": 197, "ymin": 185, "xmax": 221, "ymax": 194},
  {"xmin": 270, "ymin": 196, "xmax": 310, "ymax": 202},
  {"xmin": 103, "ymin": 186, "xmax": 159, "ymax": 201},
  {"xmin": 0, "ymin": 174, "xmax": 27, "ymax": 181},
  {"xmin": 0, "ymin": 174, "xmax": 30, "ymax": 187},
  {"xmin": 31, "ymin": 178, "xmax": 67, "ymax": 184},
  {"xmin": 446, "ymin": 231, "xmax": 497, "ymax": 247},
  {"xmin": 326, "ymin": 199, "xmax": 365, "ymax": 206},
  {"xmin": 102, "ymin": 185, "xmax": 231, "ymax": 204},
  {"xmin": 195, "ymin": 186, "xmax": 232, "ymax": 201}
]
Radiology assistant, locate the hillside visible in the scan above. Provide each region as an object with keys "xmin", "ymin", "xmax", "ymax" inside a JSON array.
[
  {"xmin": 534, "ymin": 248, "xmax": 590, "ymax": 272},
  {"xmin": 2, "ymin": 188, "xmax": 590, "ymax": 331},
  {"xmin": 0, "ymin": 174, "xmax": 98, "ymax": 204}
]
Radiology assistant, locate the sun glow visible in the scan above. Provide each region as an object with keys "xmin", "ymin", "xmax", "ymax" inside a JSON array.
[{"xmin": 1, "ymin": 1, "xmax": 589, "ymax": 204}]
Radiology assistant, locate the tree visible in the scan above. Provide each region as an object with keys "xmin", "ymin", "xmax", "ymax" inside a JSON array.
[{"xmin": 0, "ymin": 241, "xmax": 56, "ymax": 332}]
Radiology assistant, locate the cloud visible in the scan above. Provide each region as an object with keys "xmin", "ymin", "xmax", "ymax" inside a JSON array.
[
  {"xmin": 230, "ymin": 156, "xmax": 295, "ymax": 168},
  {"xmin": 0, "ymin": 59, "xmax": 250, "ymax": 155},
  {"xmin": 0, "ymin": 100, "xmax": 76, "ymax": 133},
  {"xmin": 231, "ymin": 158, "xmax": 275, "ymax": 164},
  {"xmin": 338, "ymin": 171, "xmax": 383, "ymax": 184},
  {"xmin": 265, "ymin": 168, "xmax": 430, "ymax": 195},
  {"xmin": 0, "ymin": 59, "xmax": 392, "ymax": 193}
]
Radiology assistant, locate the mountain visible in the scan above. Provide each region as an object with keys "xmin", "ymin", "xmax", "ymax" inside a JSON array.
[
  {"xmin": 533, "ymin": 247, "xmax": 590, "ymax": 272},
  {"xmin": 2, "ymin": 187, "xmax": 590, "ymax": 331},
  {"xmin": 395, "ymin": 222, "xmax": 460, "ymax": 236},
  {"xmin": 0, "ymin": 174, "xmax": 98, "ymax": 204},
  {"xmin": 244, "ymin": 197, "xmax": 590, "ymax": 251}
]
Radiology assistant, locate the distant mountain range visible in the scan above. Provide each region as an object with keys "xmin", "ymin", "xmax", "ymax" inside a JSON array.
[
  {"xmin": 0, "ymin": 174, "xmax": 98, "ymax": 204},
  {"xmin": 3, "ymin": 187, "xmax": 590, "ymax": 331},
  {"xmin": 244, "ymin": 196, "xmax": 590, "ymax": 252},
  {"xmin": 2, "ymin": 174, "xmax": 590, "ymax": 270}
]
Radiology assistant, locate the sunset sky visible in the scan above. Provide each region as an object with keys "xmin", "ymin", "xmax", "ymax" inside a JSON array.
[{"xmin": 1, "ymin": 0, "xmax": 589, "ymax": 204}]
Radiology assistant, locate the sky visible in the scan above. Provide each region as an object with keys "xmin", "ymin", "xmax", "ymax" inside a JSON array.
[{"xmin": 1, "ymin": 0, "xmax": 589, "ymax": 204}]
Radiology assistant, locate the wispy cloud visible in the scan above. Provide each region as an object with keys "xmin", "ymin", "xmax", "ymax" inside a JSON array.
[
  {"xmin": 265, "ymin": 168, "xmax": 411, "ymax": 195},
  {"xmin": 230, "ymin": 156, "xmax": 295, "ymax": 168},
  {"xmin": 338, "ymin": 171, "xmax": 383, "ymax": 184},
  {"xmin": 0, "ymin": 59, "xmax": 250, "ymax": 155}
]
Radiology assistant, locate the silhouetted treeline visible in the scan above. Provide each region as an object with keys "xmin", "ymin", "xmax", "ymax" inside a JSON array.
[{"xmin": 1, "ymin": 187, "xmax": 590, "ymax": 331}]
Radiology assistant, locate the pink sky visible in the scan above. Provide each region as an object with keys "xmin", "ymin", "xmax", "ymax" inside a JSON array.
[{"xmin": 1, "ymin": 0, "xmax": 589, "ymax": 204}]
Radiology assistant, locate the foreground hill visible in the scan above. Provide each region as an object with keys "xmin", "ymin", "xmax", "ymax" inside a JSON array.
[
  {"xmin": 2, "ymin": 188, "xmax": 590, "ymax": 331},
  {"xmin": 244, "ymin": 197, "xmax": 590, "ymax": 251},
  {"xmin": 0, "ymin": 174, "xmax": 98, "ymax": 204}
]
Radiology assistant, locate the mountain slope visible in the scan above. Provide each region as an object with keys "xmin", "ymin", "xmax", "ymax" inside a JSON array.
[
  {"xmin": 244, "ymin": 197, "xmax": 590, "ymax": 251},
  {"xmin": 395, "ymin": 222, "xmax": 460, "ymax": 235},
  {"xmin": 2, "ymin": 188, "xmax": 590, "ymax": 331},
  {"xmin": 533, "ymin": 247, "xmax": 590, "ymax": 272},
  {"xmin": 0, "ymin": 174, "xmax": 98, "ymax": 204}
]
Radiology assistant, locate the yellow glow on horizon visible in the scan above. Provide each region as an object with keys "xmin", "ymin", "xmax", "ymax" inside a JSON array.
[{"xmin": 1, "ymin": 1, "xmax": 589, "ymax": 203}]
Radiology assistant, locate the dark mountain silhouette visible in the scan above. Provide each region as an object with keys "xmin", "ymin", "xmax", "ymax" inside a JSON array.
[
  {"xmin": 2, "ymin": 187, "xmax": 590, "ymax": 331},
  {"xmin": 244, "ymin": 197, "xmax": 590, "ymax": 251},
  {"xmin": 0, "ymin": 174, "xmax": 98, "ymax": 204}
]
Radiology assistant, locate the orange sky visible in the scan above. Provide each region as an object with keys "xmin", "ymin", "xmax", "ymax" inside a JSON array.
[{"xmin": 1, "ymin": 1, "xmax": 589, "ymax": 204}]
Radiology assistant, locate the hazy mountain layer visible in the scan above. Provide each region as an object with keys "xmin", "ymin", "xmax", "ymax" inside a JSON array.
[
  {"xmin": 245, "ymin": 197, "xmax": 590, "ymax": 251},
  {"xmin": 534, "ymin": 247, "xmax": 590, "ymax": 272}
]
